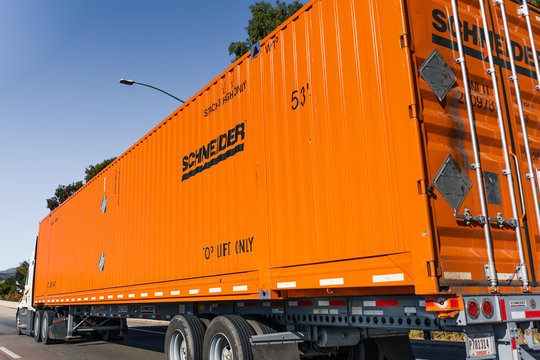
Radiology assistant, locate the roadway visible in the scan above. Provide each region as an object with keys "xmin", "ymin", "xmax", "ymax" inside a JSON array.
[{"xmin": 0, "ymin": 302, "xmax": 532, "ymax": 360}]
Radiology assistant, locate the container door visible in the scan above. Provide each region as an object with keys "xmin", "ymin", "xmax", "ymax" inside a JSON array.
[{"xmin": 408, "ymin": 0, "xmax": 540, "ymax": 290}]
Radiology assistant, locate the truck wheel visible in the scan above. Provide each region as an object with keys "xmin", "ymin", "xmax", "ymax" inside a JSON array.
[
  {"xmin": 203, "ymin": 315, "xmax": 255, "ymax": 360},
  {"xmin": 16, "ymin": 311, "xmax": 23, "ymax": 335},
  {"xmin": 41, "ymin": 310, "xmax": 55, "ymax": 344},
  {"xmin": 33, "ymin": 310, "xmax": 43, "ymax": 342},
  {"xmin": 245, "ymin": 318, "xmax": 275, "ymax": 335},
  {"xmin": 165, "ymin": 314, "xmax": 205, "ymax": 360}
]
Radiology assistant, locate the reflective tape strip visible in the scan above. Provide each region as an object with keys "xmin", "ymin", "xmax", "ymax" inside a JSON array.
[
  {"xmin": 141, "ymin": 293, "xmax": 148, "ymax": 297},
  {"xmin": 209, "ymin": 287, "xmax": 222, "ymax": 293},
  {"xmin": 171, "ymin": 290, "xmax": 180, "ymax": 296},
  {"xmin": 512, "ymin": 311, "xmax": 525, "ymax": 319},
  {"xmin": 525, "ymin": 311, "xmax": 540, "ymax": 319},
  {"xmin": 233, "ymin": 285, "xmax": 248, "ymax": 292},
  {"xmin": 372, "ymin": 273, "xmax": 404, "ymax": 283},
  {"xmin": 99, "ymin": 296, "xmax": 104, "ymax": 300},
  {"xmin": 277, "ymin": 281, "xmax": 296, "ymax": 288},
  {"xmin": 189, "ymin": 289, "xmax": 200, "ymax": 295},
  {"xmin": 319, "ymin": 278, "xmax": 344, "ymax": 286},
  {"xmin": 128, "ymin": 294, "xmax": 135, "ymax": 298},
  {"xmin": 500, "ymin": 299, "xmax": 506, "ymax": 321},
  {"xmin": 155, "ymin": 292, "xmax": 163, "ymax": 296},
  {"xmin": 108, "ymin": 295, "xmax": 113, "ymax": 299},
  {"xmin": 117, "ymin": 295, "xmax": 123, "ymax": 298}
]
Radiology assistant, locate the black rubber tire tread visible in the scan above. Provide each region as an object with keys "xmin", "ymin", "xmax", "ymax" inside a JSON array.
[
  {"xmin": 245, "ymin": 318, "xmax": 276, "ymax": 335},
  {"xmin": 202, "ymin": 315, "xmax": 255, "ymax": 360},
  {"xmin": 197, "ymin": 315, "xmax": 214, "ymax": 330},
  {"xmin": 33, "ymin": 310, "xmax": 42, "ymax": 342},
  {"xmin": 41, "ymin": 310, "xmax": 55, "ymax": 345},
  {"xmin": 164, "ymin": 314, "xmax": 205, "ymax": 360}
]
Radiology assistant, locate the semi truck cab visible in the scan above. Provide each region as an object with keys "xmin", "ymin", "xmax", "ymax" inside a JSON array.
[{"xmin": 16, "ymin": 252, "xmax": 36, "ymax": 336}]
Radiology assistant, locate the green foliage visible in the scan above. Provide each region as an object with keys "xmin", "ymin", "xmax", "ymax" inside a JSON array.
[
  {"xmin": 46, "ymin": 157, "xmax": 116, "ymax": 211},
  {"xmin": 0, "ymin": 277, "xmax": 16, "ymax": 300},
  {"xmin": 530, "ymin": 0, "xmax": 540, "ymax": 7},
  {"xmin": 0, "ymin": 262, "xmax": 29, "ymax": 301},
  {"xmin": 84, "ymin": 157, "xmax": 116, "ymax": 183},
  {"xmin": 16, "ymin": 261, "xmax": 29, "ymax": 287},
  {"xmin": 46, "ymin": 181, "xmax": 83, "ymax": 211},
  {"xmin": 229, "ymin": 0, "xmax": 304, "ymax": 61}
]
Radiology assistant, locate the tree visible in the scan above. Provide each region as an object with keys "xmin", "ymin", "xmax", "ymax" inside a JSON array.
[
  {"xmin": 84, "ymin": 157, "xmax": 116, "ymax": 183},
  {"xmin": 46, "ymin": 182, "xmax": 83, "ymax": 211},
  {"xmin": 15, "ymin": 261, "xmax": 29, "ymax": 288},
  {"xmin": 531, "ymin": 0, "xmax": 540, "ymax": 6},
  {"xmin": 229, "ymin": 1, "xmax": 304, "ymax": 61},
  {"xmin": 46, "ymin": 157, "xmax": 116, "ymax": 211}
]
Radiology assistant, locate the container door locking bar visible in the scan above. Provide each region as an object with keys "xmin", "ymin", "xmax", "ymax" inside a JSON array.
[
  {"xmin": 455, "ymin": 209, "xmax": 517, "ymax": 229},
  {"xmin": 450, "ymin": 0, "xmax": 498, "ymax": 290},
  {"xmin": 478, "ymin": 0, "xmax": 530, "ymax": 290}
]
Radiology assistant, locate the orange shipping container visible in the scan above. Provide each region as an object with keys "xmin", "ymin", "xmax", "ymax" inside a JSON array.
[{"xmin": 33, "ymin": 0, "xmax": 540, "ymax": 307}]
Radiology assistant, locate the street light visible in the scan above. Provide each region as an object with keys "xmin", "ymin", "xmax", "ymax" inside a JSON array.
[{"xmin": 119, "ymin": 78, "xmax": 185, "ymax": 103}]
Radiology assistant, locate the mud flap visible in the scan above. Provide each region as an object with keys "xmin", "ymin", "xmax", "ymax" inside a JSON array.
[
  {"xmin": 49, "ymin": 318, "xmax": 67, "ymax": 340},
  {"xmin": 374, "ymin": 335, "xmax": 415, "ymax": 360},
  {"xmin": 251, "ymin": 343, "xmax": 300, "ymax": 359}
]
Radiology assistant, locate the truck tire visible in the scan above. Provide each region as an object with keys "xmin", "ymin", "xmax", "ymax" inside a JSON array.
[
  {"xmin": 33, "ymin": 310, "xmax": 42, "ymax": 342},
  {"xmin": 245, "ymin": 318, "xmax": 275, "ymax": 335},
  {"xmin": 203, "ymin": 315, "xmax": 255, "ymax": 360},
  {"xmin": 41, "ymin": 310, "xmax": 55, "ymax": 344},
  {"xmin": 165, "ymin": 314, "xmax": 205, "ymax": 360}
]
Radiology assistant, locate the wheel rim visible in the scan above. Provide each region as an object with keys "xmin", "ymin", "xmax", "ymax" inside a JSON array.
[
  {"xmin": 209, "ymin": 333, "xmax": 233, "ymax": 360},
  {"xmin": 169, "ymin": 329, "xmax": 188, "ymax": 360},
  {"xmin": 34, "ymin": 314, "xmax": 40, "ymax": 336},
  {"xmin": 41, "ymin": 314, "xmax": 48, "ymax": 340}
]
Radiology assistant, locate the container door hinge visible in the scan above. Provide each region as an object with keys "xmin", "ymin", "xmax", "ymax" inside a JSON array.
[
  {"xmin": 409, "ymin": 103, "xmax": 418, "ymax": 119},
  {"xmin": 427, "ymin": 260, "xmax": 441, "ymax": 277},
  {"xmin": 400, "ymin": 33, "xmax": 411, "ymax": 48}
]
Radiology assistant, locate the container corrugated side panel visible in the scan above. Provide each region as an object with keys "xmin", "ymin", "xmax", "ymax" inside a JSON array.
[
  {"xmin": 260, "ymin": 0, "xmax": 436, "ymax": 292},
  {"xmin": 34, "ymin": 0, "xmax": 440, "ymax": 303}
]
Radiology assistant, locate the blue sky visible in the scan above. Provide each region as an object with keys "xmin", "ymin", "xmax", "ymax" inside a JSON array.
[{"xmin": 0, "ymin": 0, "xmax": 302, "ymax": 270}]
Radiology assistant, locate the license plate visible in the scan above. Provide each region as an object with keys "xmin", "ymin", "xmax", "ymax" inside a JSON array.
[{"xmin": 467, "ymin": 334, "xmax": 496, "ymax": 357}]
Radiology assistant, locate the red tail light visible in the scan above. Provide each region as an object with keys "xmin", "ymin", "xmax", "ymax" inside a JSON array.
[
  {"xmin": 482, "ymin": 299, "xmax": 493, "ymax": 319},
  {"xmin": 468, "ymin": 299, "xmax": 479, "ymax": 319}
]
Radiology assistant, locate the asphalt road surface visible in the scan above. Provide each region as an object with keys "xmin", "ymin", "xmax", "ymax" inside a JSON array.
[
  {"xmin": 0, "ymin": 303, "xmax": 537, "ymax": 360},
  {"xmin": 0, "ymin": 306, "xmax": 165, "ymax": 360}
]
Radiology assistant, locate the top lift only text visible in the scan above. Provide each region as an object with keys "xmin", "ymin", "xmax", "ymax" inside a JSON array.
[{"xmin": 203, "ymin": 237, "xmax": 254, "ymax": 260}]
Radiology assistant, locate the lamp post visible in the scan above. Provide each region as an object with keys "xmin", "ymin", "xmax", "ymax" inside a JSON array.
[{"xmin": 119, "ymin": 79, "xmax": 185, "ymax": 103}]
